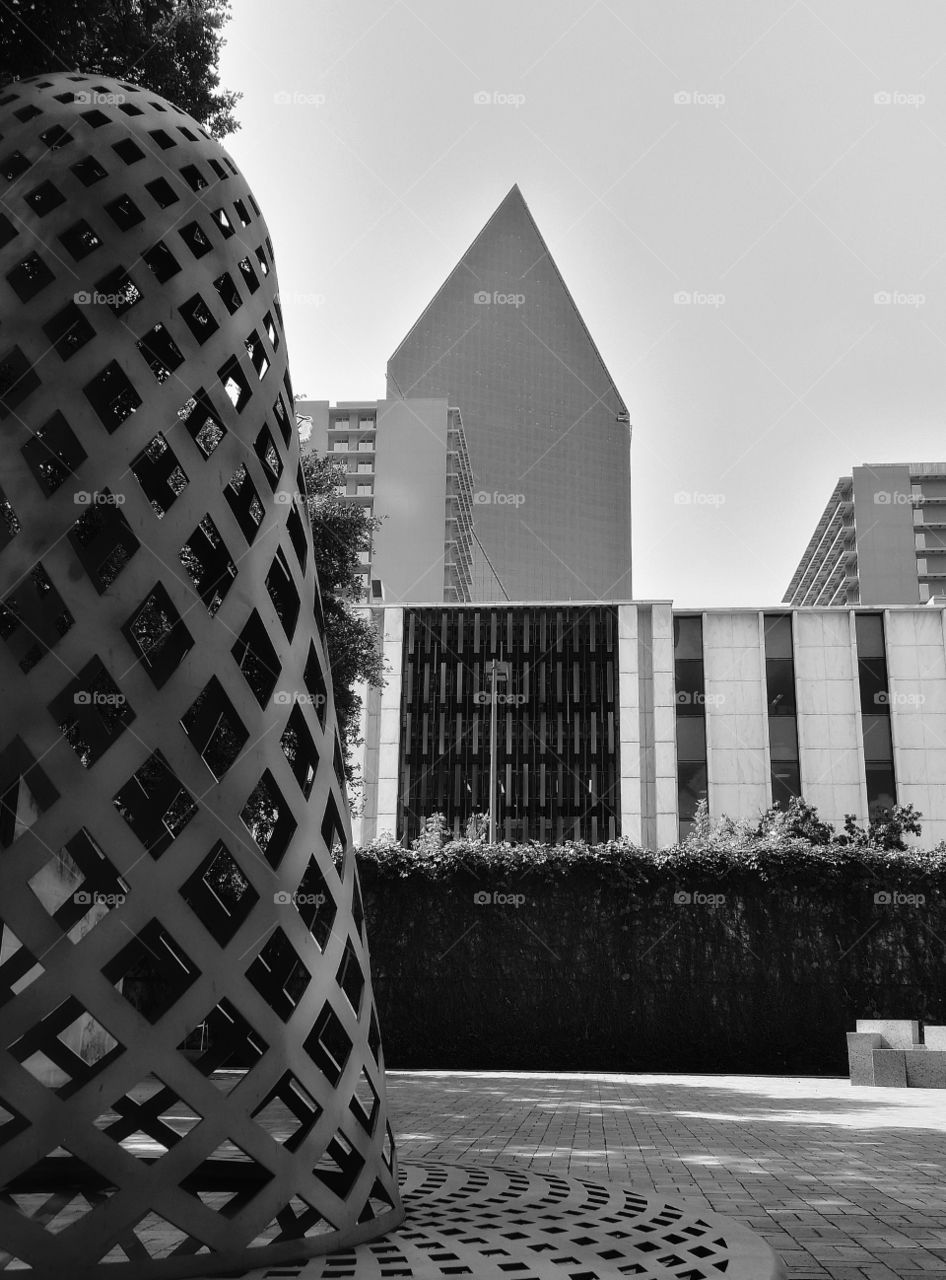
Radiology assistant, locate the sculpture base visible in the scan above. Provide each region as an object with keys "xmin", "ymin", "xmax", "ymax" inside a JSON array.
[{"xmin": 217, "ymin": 1160, "xmax": 786, "ymax": 1280}]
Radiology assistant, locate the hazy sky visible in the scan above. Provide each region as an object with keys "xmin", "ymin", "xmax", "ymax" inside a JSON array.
[{"xmin": 219, "ymin": 1, "xmax": 946, "ymax": 608}]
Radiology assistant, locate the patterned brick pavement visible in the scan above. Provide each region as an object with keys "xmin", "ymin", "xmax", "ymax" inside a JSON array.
[{"xmin": 386, "ymin": 1071, "xmax": 946, "ymax": 1280}]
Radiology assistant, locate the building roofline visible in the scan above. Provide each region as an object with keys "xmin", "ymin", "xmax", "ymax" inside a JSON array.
[
  {"xmin": 360, "ymin": 599, "xmax": 945, "ymax": 613},
  {"xmin": 386, "ymin": 183, "xmax": 629, "ymax": 419}
]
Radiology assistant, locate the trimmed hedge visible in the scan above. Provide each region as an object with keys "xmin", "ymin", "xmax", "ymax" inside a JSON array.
[{"xmin": 356, "ymin": 837, "xmax": 946, "ymax": 1073}]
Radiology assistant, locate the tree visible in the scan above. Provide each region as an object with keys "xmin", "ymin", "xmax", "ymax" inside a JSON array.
[
  {"xmin": 0, "ymin": 0, "xmax": 240, "ymax": 137},
  {"xmin": 299, "ymin": 446, "xmax": 386, "ymax": 789}
]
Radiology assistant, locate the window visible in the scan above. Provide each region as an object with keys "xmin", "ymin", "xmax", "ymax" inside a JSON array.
[
  {"xmin": 179, "ymin": 517, "xmax": 237, "ymax": 614},
  {"xmin": 674, "ymin": 615, "xmax": 707, "ymax": 835},
  {"xmin": 22, "ymin": 412, "xmax": 86, "ymax": 494},
  {"xmin": 142, "ymin": 240, "xmax": 181, "ymax": 283},
  {"xmin": 764, "ymin": 614, "xmax": 800, "ymax": 805},
  {"xmin": 178, "ymin": 294, "xmax": 219, "ymax": 345},
  {"xmin": 43, "ymin": 308, "xmax": 97, "ymax": 368},
  {"xmin": 83, "ymin": 363, "xmax": 141, "ymax": 433},
  {"xmin": 58, "ymin": 220, "xmax": 102, "ymax": 260},
  {"xmin": 855, "ymin": 613, "xmax": 896, "ymax": 816}
]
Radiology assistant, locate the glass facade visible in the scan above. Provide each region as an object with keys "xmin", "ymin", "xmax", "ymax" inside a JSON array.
[
  {"xmin": 855, "ymin": 612, "xmax": 897, "ymax": 814},
  {"xmin": 674, "ymin": 615, "xmax": 707, "ymax": 837},
  {"xmin": 386, "ymin": 186, "xmax": 632, "ymax": 602},
  {"xmin": 763, "ymin": 614, "xmax": 800, "ymax": 805}
]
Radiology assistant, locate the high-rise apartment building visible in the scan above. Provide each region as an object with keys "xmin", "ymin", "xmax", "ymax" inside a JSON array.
[
  {"xmin": 784, "ymin": 463, "xmax": 946, "ymax": 606},
  {"xmin": 386, "ymin": 185, "xmax": 632, "ymax": 602},
  {"xmin": 298, "ymin": 398, "xmax": 476, "ymax": 603}
]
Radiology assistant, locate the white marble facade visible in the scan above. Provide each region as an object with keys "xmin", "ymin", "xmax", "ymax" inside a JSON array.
[{"xmin": 354, "ymin": 605, "xmax": 946, "ymax": 847}]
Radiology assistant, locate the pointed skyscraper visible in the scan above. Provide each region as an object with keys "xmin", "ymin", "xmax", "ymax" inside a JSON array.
[{"xmin": 387, "ymin": 185, "xmax": 632, "ymax": 602}]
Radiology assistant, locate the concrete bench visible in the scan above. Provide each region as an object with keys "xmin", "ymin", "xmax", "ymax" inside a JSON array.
[{"xmin": 847, "ymin": 1019, "xmax": 946, "ymax": 1087}]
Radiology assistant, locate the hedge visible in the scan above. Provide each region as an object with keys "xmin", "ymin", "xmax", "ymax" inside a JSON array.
[{"xmin": 356, "ymin": 834, "xmax": 946, "ymax": 1073}]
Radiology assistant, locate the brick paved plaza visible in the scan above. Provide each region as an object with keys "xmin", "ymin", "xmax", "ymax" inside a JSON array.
[{"xmin": 386, "ymin": 1070, "xmax": 946, "ymax": 1280}]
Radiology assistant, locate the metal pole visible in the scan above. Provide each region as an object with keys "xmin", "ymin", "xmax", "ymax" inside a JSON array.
[{"xmin": 489, "ymin": 656, "xmax": 497, "ymax": 843}]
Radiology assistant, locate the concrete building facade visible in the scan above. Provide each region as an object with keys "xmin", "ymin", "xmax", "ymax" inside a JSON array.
[
  {"xmin": 298, "ymin": 398, "xmax": 475, "ymax": 604},
  {"xmin": 352, "ymin": 603, "xmax": 946, "ymax": 850},
  {"xmin": 785, "ymin": 463, "xmax": 946, "ymax": 606}
]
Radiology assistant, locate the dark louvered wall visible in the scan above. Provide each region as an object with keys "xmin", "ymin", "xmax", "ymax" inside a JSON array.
[{"xmin": 398, "ymin": 606, "xmax": 621, "ymax": 842}]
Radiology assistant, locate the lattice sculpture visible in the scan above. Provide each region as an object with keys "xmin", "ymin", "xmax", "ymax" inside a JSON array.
[{"xmin": 0, "ymin": 74, "xmax": 403, "ymax": 1278}]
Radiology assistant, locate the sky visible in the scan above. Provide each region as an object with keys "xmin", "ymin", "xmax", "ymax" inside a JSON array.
[{"xmin": 218, "ymin": 0, "xmax": 946, "ymax": 608}]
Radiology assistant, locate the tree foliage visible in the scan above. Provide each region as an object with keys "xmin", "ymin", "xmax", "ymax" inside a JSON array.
[
  {"xmin": 0, "ymin": 0, "xmax": 240, "ymax": 137},
  {"xmin": 300, "ymin": 447, "xmax": 385, "ymax": 787}
]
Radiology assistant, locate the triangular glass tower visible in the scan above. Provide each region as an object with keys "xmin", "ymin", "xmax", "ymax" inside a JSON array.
[{"xmin": 387, "ymin": 185, "xmax": 632, "ymax": 602}]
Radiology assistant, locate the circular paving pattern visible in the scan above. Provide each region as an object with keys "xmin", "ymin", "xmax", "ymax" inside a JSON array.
[{"xmin": 231, "ymin": 1160, "xmax": 786, "ymax": 1280}]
